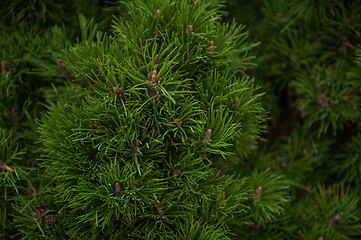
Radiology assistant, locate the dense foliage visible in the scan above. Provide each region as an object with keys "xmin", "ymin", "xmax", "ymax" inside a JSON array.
[{"xmin": 1, "ymin": 0, "xmax": 360, "ymax": 239}]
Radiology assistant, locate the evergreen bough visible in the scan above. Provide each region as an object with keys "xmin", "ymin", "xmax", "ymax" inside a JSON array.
[
  {"xmin": 33, "ymin": 0, "xmax": 286, "ymax": 238},
  {"xmin": 2, "ymin": 0, "xmax": 361, "ymax": 239}
]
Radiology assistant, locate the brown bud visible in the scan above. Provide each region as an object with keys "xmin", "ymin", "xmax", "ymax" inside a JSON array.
[
  {"xmin": 12, "ymin": 107, "xmax": 20, "ymax": 123},
  {"xmin": 32, "ymin": 212, "xmax": 38, "ymax": 222},
  {"xmin": 204, "ymin": 129, "xmax": 212, "ymax": 142},
  {"xmin": 174, "ymin": 169, "xmax": 181, "ymax": 176},
  {"xmin": 276, "ymin": 13, "xmax": 281, "ymax": 23},
  {"xmin": 318, "ymin": 238, "xmax": 323, "ymax": 240},
  {"xmin": 254, "ymin": 223, "xmax": 260, "ymax": 233},
  {"xmin": 235, "ymin": 97, "xmax": 240, "ymax": 109},
  {"xmin": 152, "ymin": 30, "xmax": 159, "ymax": 38},
  {"xmin": 156, "ymin": 9, "xmax": 161, "ymax": 16},
  {"xmin": 318, "ymin": 93, "xmax": 331, "ymax": 109},
  {"xmin": 208, "ymin": 41, "xmax": 214, "ymax": 51},
  {"xmin": 339, "ymin": 41, "xmax": 347, "ymax": 54},
  {"xmin": 174, "ymin": 119, "xmax": 182, "ymax": 127},
  {"xmin": 115, "ymin": 182, "xmax": 121, "ymax": 194},
  {"xmin": 188, "ymin": 25, "xmax": 193, "ymax": 31},
  {"xmin": 151, "ymin": 70, "xmax": 157, "ymax": 82},
  {"xmin": 1, "ymin": 61, "xmax": 8, "ymax": 77},
  {"xmin": 327, "ymin": 185, "xmax": 332, "ymax": 195},
  {"xmin": 255, "ymin": 186, "xmax": 262, "ymax": 197},
  {"xmin": 343, "ymin": 18, "xmax": 348, "ymax": 27},
  {"xmin": 221, "ymin": 192, "xmax": 225, "ymax": 202}
]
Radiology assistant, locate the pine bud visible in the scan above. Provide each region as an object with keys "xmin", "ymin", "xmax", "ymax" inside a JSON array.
[
  {"xmin": 174, "ymin": 169, "xmax": 181, "ymax": 176},
  {"xmin": 255, "ymin": 186, "xmax": 262, "ymax": 201},
  {"xmin": 174, "ymin": 119, "xmax": 183, "ymax": 127},
  {"xmin": 255, "ymin": 186, "xmax": 262, "ymax": 196},
  {"xmin": 276, "ymin": 13, "xmax": 281, "ymax": 23},
  {"xmin": 221, "ymin": 192, "xmax": 225, "ymax": 202},
  {"xmin": 115, "ymin": 182, "xmax": 121, "ymax": 194},
  {"xmin": 318, "ymin": 93, "xmax": 331, "ymax": 109},
  {"xmin": 208, "ymin": 41, "xmax": 214, "ymax": 51},
  {"xmin": 156, "ymin": 9, "xmax": 161, "ymax": 16},
  {"xmin": 254, "ymin": 223, "xmax": 260, "ymax": 233},
  {"xmin": 12, "ymin": 107, "xmax": 20, "ymax": 122},
  {"xmin": 1, "ymin": 61, "xmax": 8, "ymax": 77},
  {"xmin": 151, "ymin": 70, "xmax": 157, "ymax": 82},
  {"xmin": 32, "ymin": 212, "xmax": 38, "ymax": 222},
  {"xmin": 235, "ymin": 97, "xmax": 240, "ymax": 109},
  {"xmin": 343, "ymin": 18, "xmax": 349, "ymax": 27},
  {"xmin": 56, "ymin": 61, "xmax": 70, "ymax": 76},
  {"xmin": 152, "ymin": 30, "xmax": 159, "ymax": 38},
  {"xmin": 204, "ymin": 129, "xmax": 212, "ymax": 142},
  {"xmin": 188, "ymin": 25, "xmax": 193, "ymax": 31}
]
